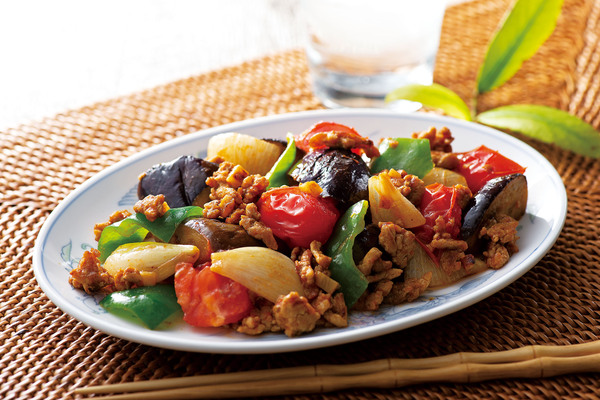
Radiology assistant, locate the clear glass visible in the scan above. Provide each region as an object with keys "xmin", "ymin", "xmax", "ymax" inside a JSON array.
[{"xmin": 303, "ymin": 0, "xmax": 446, "ymax": 108}]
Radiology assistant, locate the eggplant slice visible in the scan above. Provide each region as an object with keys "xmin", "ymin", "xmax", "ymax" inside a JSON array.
[
  {"xmin": 291, "ymin": 148, "xmax": 370, "ymax": 210},
  {"xmin": 174, "ymin": 218, "xmax": 263, "ymax": 264},
  {"xmin": 138, "ymin": 155, "xmax": 219, "ymax": 208},
  {"xmin": 461, "ymin": 173, "xmax": 528, "ymax": 250}
]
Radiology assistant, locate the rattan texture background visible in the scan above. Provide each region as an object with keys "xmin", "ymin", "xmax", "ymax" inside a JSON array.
[{"xmin": 1, "ymin": 0, "xmax": 600, "ymax": 399}]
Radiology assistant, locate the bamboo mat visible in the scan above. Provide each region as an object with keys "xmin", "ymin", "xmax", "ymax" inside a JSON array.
[{"xmin": 2, "ymin": 0, "xmax": 600, "ymax": 398}]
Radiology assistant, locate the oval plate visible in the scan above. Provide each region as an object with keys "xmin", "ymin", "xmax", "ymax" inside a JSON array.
[{"xmin": 33, "ymin": 109, "xmax": 567, "ymax": 354}]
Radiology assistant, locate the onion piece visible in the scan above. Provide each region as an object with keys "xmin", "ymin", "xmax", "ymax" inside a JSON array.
[
  {"xmin": 207, "ymin": 132, "xmax": 284, "ymax": 175},
  {"xmin": 368, "ymin": 173, "xmax": 426, "ymax": 228},
  {"xmin": 422, "ymin": 167, "xmax": 468, "ymax": 187},
  {"xmin": 404, "ymin": 243, "xmax": 487, "ymax": 288},
  {"xmin": 210, "ymin": 247, "xmax": 305, "ymax": 303},
  {"xmin": 103, "ymin": 242, "xmax": 200, "ymax": 286}
]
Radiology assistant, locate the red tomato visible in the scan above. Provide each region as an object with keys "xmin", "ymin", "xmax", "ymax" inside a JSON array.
[
  {"xmin": 257, "ymin": 186, "xmax": 340, "ymax": 249},
  {"xmin": 414, "ymin": 183, "xmax": 462, "ymax": 243},
  {"xmin": 295, "ymin": 121, "xmax": 379, "ymax": 157},
  {"xmin": 456, "ymin": 145, "xmax": 526, "ymax": 193},
  {"xmin": 174, "ymin": 262, "xmax": 251, "ymax": 327}
]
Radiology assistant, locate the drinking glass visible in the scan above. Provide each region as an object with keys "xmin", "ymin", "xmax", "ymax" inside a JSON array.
[{"xmin": 303, "ymin": 0, "xmax": 447, "ymax": 108}]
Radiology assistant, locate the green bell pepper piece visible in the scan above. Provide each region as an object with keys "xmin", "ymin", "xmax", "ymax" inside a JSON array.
[
  {"xmin": 370, "ymin": 138, "xmax": 434, "ymax": 178},
  {"xmin": 100, "ymin": 285, "xmax": 182, "ymax": 330},
  {"xmin": 265, "ymin": 133, "xmax": 296, "ymax": 188},
  {"xmin": 324, "ymin": 200, "xmax": 369, "ymax": 307},
  {"xmin": 98, "ymin": 206, "xmax": 203, "ymax": 262}
]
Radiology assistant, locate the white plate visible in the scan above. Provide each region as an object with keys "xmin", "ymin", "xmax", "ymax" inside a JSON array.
[{"xmin": 33, "ymin": 109, "xmax": 567, "ymax": 354}]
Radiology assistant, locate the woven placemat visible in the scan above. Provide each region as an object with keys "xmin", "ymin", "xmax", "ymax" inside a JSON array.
[{"xmin": 2, "ymin": 0, "xmax": 600, "ymax": 399}]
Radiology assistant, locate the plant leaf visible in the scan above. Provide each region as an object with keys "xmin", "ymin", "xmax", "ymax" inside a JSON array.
[
  {"xmin": 385, "ymin": 83, "xmax": 472, "ymax": 121},
  {"xmin": 477, "ymin": 0, "xmax": 564, "ymax": 94},
  {"xmin": 476, "ymin": 105, "xmax": 600, "ymax": 158}
]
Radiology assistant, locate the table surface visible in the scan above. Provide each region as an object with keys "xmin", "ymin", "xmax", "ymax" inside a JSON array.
[
  {"xmin": 0, "ymin": 0, "xmax": 470, "ymax": 131},
  {"xmin": 2, "ymin": 0, "xmax": 600, "ymax": 399}
]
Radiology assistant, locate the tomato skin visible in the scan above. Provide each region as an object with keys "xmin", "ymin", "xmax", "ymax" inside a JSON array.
[
  {"xmin": 174, "ymin": 262, "xmax": 252, "ymax": 327},
  {"xmin": 295, "ymin": 122, "xmax": 360, "ymax": 153},
  {"xmin": 257, "ymin": 187, "xmax": 340, "ymax": 249},
  {"xmin": 294, "ymin": 121, "xmax": 378, "ymax": 157},
  {"xmin": 415, "ymin": 183, "xmax": 462, "ymax": 243},
  {"xmin": 456, "ymin": 145, "xmax": 525, "ymax": 193}
]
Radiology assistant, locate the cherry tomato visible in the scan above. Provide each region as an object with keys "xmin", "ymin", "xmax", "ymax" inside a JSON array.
[
  {"xmin": 414, "ymin": 183, "xmax": 462, "ymax": 243},
  {"xmin": 257, "ymin": 186, "xmax": 340, "ymax": 249},
  {"xmin": 174, "ymin": 262, "xmax": 251, "ymax": 327},
  {"xmin": 295, "ymin": 121, "xmax": 379, "ymax": 158},
  {"xmin": 456, "ymin": 145, "xmax": 525, "ymax": 193}
]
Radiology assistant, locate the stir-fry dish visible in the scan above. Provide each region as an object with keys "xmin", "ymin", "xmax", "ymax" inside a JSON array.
[{"xmin": 68, "ymin": 122, "xmax": 527, "ymax": 337}]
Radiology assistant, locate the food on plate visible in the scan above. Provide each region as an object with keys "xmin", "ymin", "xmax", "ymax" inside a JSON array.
[{"xmin": 68, "ymin": 122, "xmax": 528, "ymax": 336}]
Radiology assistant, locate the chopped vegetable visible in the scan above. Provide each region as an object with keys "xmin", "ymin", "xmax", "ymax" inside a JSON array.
[
  {"xmin": 294, "ymin": 121, "xmax": 379, "ymax": 157},
  {"xmin": 100, "ymin": 285, "xmax": 182, "ymax": 329},
  {"xmin": 368, "ymin": 172, "xmax": 426, "ymax": 229},
  {"xmin": 137, "ymin": 155, "xmax": 218, "ymax": 208},
  {"xmin": 414, "ymin": 183, "xmax": 464, "ymax": 244},
  {"xmin": 207, "ymin": 132, "xmax": 284, "ymax": 175},
  {"xmin": 174, "ymin": 262, "xmax": 252, "ymax": 327},
  {"xmin": 370, "ymin": 138, "xmax": 434, "ymax": 178},
  {"xmin": 422, "ymin": 167, "xmax": 468, "ymax": 187},
  {"xmin": 461, "ymin": 173, "xmax": 528, "ymax": 249},
  {"xmin": 257, "ymin": 186, "xmax": 340, "ymax": 249},
  {"xmin": 98, "ymin": 206, "xmax": 203, "ymax": 262},
  {"xmin": 174, "ymin": 218, "xmax": 261, "ymax": 264},
  {"xmin": 103, "ymin": 242, "xmax": 200, "ymax": 286},
  {"xmin": 265, "ymin": 133, "xmax": 297, "ymax": 188},
  {"xmin": 324, "ymin": 200, "xmax": 370, "ymax": 307},
  {"xmin": 210, "ymin": 247, "xmax": 305, "ymax": 303},
  {"xmin": 403, "ymin": 243, "xmax": 487, "ymax": 288},
  {"xmin": 456, "ymin": 145, "xmax": 526, "ymax": 193},
  {"xmin": 291, "ymin": 148, "xmax": 371, "ymax": 210}
]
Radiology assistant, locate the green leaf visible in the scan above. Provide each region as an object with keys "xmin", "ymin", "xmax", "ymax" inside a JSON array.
[
  {"xmin": 477, "ymin": 0, "xmax": 564, "ymax": 94},
  {"xmin": 476, "ymin": 104, "xmax": 600, "ymax": 158},
  {"xmin": 385, "ymin": 83, "xmax": 472, "ymax": 121},
  {"xmin": 98, "ymin": 206, "xmax": 203, "ymax": 262},
  {"xmin": 370, "ymin": 138, "xmax": 434, "ymax": 178}
]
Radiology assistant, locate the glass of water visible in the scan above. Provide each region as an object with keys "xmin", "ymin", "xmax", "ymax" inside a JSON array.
[{"xmin": 303, "ymin": 0, "xmax": 447, "ymax": 108}]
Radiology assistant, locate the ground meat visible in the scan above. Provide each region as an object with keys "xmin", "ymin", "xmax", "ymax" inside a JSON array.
[
  {"xmin": 234, "ymin": 302, "xmax": 282, "ymax": 335},
  {"xmin": 322, "ymin": 293, "xmax": 348, "ymax": 328},
  {"xmin": 133, "ymin": 194, "xmax": 169, "ymax": 222},
  {"xmin": 354, "ymin": 280, "xmax": 394, "ymax": 311},
  {"xmin": 484, "ymin": 243, "xmax": 510, "ymax": 269},
  {"xmin": 68, "ymin": 249, "xmax": 114, "ymax": 294},
  {"xmin": 378, "ymin": 222, "xmax": 417, "ymax": 268},
  {"xmin": 386, "ymin": 169, "xmax": 425, "ymax": 206},
  {"xmin": 273, "ymin": 292, "xmax": 321, "ymax": 337},
  {"xmin": 357, "ymin": 247, "xmax": 388, "ymax": 276},
  {"xmin": 239, "ymin": 203, "xmax": 278, "ymax": 250},
  {"xmin": 294, "ymin": 247, "xmax": 320, "ymax": 300},
  {"xmin": 113, "ymin": 267, "xmax": 144, "ymax": 291},
  {"xmin": 412, "ymin": 126, "xmax": 454, "ymax": 152},
  {"xmin": 309, "ymin": 241, "xmax": 331, "ymax": 272},
  {"xmin": 454, "ymin": 185, "xmax": 473, "ymax": 209},
  {"xmin": 203, "ymin": 161, "xmax": 269, "ymax": 224},
  {"xmin": 430, "ymin": 216, "xmax": 469, "ymax": 274},
  {"xmin": 480, "ymin": 215, "xmax": 520, "ymax": 269},
  {"xmin": 308, "ymin": 131, "xmax": 380, "ymax": 158},
  {"xmin": 93, "ymin": 209, "xmax": 132, "ymax": 241},
  {"xmin": 385, "ymin": 272, "xmax": 432, "ymax": 305},
  {"xmin": 431, "ymin": 151, "xmax": 460, "ymax": 170}
]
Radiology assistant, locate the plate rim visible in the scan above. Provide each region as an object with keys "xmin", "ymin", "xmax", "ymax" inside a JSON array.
[{"xmin": 33, "ymin": 108, "xmax": 567, "ymax": 353}]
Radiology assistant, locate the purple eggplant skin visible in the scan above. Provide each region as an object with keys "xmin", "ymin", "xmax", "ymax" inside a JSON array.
[
  {"xmin": 174, "ymin": 218, "xmax": 262, "ymax": 264},
  {"xmin": 291, "ymin": 148, "xmax": 371, "ymax": 210},
  {"xmin": 460, "ymin": 173, "xmax": 528, "ymax": 250},
  {"xmin": 137, "ymin": 155, "xmax": 219, "ymax": 208}
]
